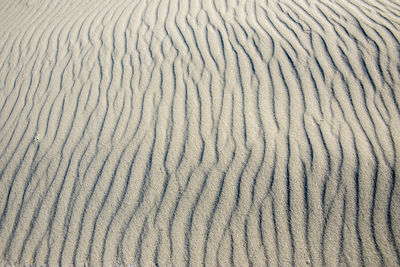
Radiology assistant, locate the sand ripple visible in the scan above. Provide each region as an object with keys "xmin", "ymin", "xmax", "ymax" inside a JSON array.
[{"xmin": 0, "ymin": 0, "xmax": 399, "ymax": 265}]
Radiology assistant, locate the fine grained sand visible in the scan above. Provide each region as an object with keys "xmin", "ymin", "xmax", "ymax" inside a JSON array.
[{"xmin": 0, "ymin": 0, "xmax": 400, "ymax": 265}]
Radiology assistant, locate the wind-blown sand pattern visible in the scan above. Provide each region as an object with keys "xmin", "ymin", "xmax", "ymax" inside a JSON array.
[{"xmin": 0, "ymin": 0, "xmax": 400, "ymax": 265}]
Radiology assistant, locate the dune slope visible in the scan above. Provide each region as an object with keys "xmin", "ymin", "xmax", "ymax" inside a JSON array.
[{"xmin": 0, "ymin": 0, "xmax": 400, "ymax": 265}]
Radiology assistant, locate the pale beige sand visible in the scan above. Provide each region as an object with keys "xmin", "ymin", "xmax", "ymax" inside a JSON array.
[{"xmin": 0, "ymin": 0, "xmax": 400, "ymax": 266}]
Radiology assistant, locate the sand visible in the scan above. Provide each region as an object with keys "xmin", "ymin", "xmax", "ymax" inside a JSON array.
[{"xmin": 0, "ymin": 0, "xmax": 400, "ymax": 265}]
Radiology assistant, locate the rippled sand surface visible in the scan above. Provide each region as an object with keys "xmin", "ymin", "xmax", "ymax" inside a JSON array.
[{"xmin": 0, "ymin": 0, "xmax": 400, "ymax": 265}]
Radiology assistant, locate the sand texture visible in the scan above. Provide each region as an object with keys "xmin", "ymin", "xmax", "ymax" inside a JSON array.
[{"xmin": 1, "ymin": 0, "xmax": 400, "ymax": 266}]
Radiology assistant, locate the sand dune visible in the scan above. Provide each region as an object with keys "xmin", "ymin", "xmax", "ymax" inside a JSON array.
[{"xmin": 0, "ymin": 0, "xmax": 400, "ymax": 265}]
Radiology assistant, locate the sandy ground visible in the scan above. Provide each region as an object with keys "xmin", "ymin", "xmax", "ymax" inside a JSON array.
[{"xmin": 0, "ymin": 0, "xmax": 400, "ymax": 266}]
